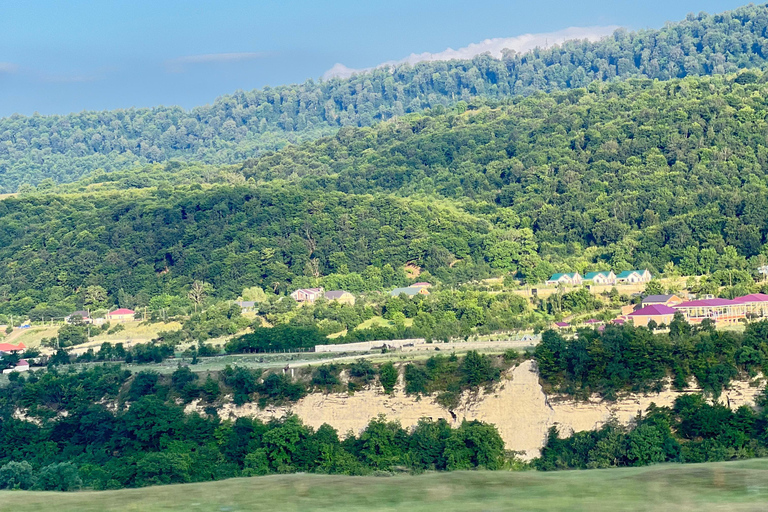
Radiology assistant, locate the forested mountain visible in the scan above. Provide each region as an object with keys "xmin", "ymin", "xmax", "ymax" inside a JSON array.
[
  {"xmin": 4, "ymin": 4, "xmax": 768, "ymax": 192},
  {"xmin": 4, "ymin": 70, "xmax": 768, "ymax": 316},
  {"xmin": 243, "ymin": 71, "xmax": 768, "ymax": 272},
  {"xmin": 0, "ymin": 184, "xmax": 499, "ymax": 317}
]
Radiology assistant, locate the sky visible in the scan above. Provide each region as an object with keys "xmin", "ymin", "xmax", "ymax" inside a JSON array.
[{"xmin": 0, "ymin": 0, "xmax": 753, "ymax": 117}]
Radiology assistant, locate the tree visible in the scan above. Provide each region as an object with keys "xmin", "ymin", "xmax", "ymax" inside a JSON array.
[
  {"xmin": 188, "ymin": 281, "xmax": 212, "ymax": 313},
  {"xmin": 378, "ymin": 362, "xmax": 398, "ymax": 394},
  {"xmin": 626, "ymin": 424, "xmax": 666, "ymax": 466},
  {"xmin": 644, "ymin": 280, "xmax": 665, "ymax": 296},
  {"xmin": 444, "ymin": 420, "xmax": 505, "ymax": 470},
  {"xmin": 84, "ymin": 285, "xmax": 109, "ymax": 309},
  {"xmin": 0, "ymin": 461, "xmax": 34, "ymax": 490},
  {"xmin": 33, "ymin": 462, "xmax": 82, "ymax": 491}
]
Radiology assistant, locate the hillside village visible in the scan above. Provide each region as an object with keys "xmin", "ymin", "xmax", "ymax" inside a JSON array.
[{"xmin": 3, "ymin": 260, "xmax": 768, "ymax": 376}]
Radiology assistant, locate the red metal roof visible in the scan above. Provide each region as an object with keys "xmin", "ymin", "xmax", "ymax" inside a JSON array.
[
  {"xmin": 108, "ymin": 308, "xmax": 135, "ymax": 316},
  {"xmin": 731, "ymin": 293, "xmax": 768, "ymax": 304},
  {"xmin": 629, "ymin": 304, "xmax": 677, "ymax": 316},
  {"xmin": 674, "ymin": 299, "xmax": 737, "ymax": 308},
  {"xmin": 0, "ymin": 342, "xmax": 25, "ymax": 352},
  {"xmin": 16, "ymin": 359, "xmax": 29, "ymax": 366}
]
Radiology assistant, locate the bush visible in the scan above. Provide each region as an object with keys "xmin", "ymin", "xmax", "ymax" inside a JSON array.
[
  {"xmin": 0, "ymin": 461, "xmax": 34, "ymax": 490},
  {"xmin": 379, "ymin": 362, "xmax": 398, "ymax": 394},
  {"xmin": 33, "ymin": 462, "xmax": 82, "ymax": 491}
]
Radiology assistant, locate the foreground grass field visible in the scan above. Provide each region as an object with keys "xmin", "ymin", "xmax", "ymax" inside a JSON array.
[{"xmin": 2, "ymin": 459, "xmax": 767, "ymax": 512}]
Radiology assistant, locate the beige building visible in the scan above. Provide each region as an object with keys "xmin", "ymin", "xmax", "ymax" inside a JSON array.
[
  {"xmin": 627, "ymin": 304, "xmax": 676, "ymax": 327},
  {"xmin": 324, "ymin": 290, "xmax": 355, "ymax": 306}
]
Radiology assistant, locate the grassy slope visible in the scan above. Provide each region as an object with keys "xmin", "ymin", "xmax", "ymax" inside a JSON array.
[{"xmin": 2, "ymin": 460, "xmax": 767, "ymax": 512}]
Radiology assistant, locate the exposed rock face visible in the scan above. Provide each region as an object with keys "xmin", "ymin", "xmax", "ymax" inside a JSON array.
[{"xmin": 186, "ymin": 361, "xmax": 765, "ymax": 460}]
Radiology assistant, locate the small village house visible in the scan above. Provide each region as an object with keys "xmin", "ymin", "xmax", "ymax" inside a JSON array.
[
  {"xmin": 583, "ymin": 271, "xmax": 616, "ymax": 285},
  {"xmin": 641, "ymin": 294, "xmax": 684, "ymax": 307},
  {"xmin": 324, "ymin": 290, "xmax": 355, "ymax": 306},
  {"xmin": 235, "ymin": 301, "xmax": 257, "ymax": 312},
  {"xmin": 546, "ymin": 273, "xmax": 583, "ymax": 286},
  {"xmin": 627, "ymin": 304, "xmax": 677, "ymax": 327},
  {"xmin": 0, "ymin": 342, "xmax": 25, "ymax": 357},
  {"xmin": 65, "ymin": 310, "xmax": 92, "ymax": 324},
  {"xmin": 106, "ymin": 308, "xmax": 136, "ymax": 322},
  {"xmin": 389, "ymin": 286, "xmax": 430, "ymax": 298},
  {"xmin": 616, "ymin": 270, "xmax": 652, "ymax": 284},
  {"xmin": 411, "ymin": 282, "xmax": 432, "ymax": 289},
  {"xmin": 2, "ymin": 359, "xmax": 29, "ymax": 374},
  {"xmin": 290, "ymin": 288, "xmax": 324, "ymax": 304}
]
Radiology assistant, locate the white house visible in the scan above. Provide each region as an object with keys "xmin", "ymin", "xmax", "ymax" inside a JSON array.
[
  {"xmin": 616, "ymin": 270, "xmax": 652, "ymax": 284},
  {"xmin": 546, "ymin": 273, "xmax": 583, "ymax": 286},
  {"xmin": 583, "ymin": 271, "xmax": 616, "ymax": 285}
]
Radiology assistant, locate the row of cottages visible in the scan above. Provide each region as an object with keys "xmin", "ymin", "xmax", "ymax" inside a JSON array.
[
  {"xmin": 290, "ymin": 288, "xmax": 356, "ymax": 305},
  {"xmin": 389, "ymin": 282, "xmax": 432, "ymax": 298},
  {"xmin": 546, "ymin": 270, "xmax": 652, "ymax": 287},
  {"xmin": 0, "ymin": 342, "xmax": 29, "ymax": 374}
]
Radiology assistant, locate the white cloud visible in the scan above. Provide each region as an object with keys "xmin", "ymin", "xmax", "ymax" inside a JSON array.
[
  {"xmin": 166, "ymin": 52, "xmax": 268, "ymax": 73},
  {"xmin": 0, "ymin": 62, "xmax": 18, "ymax": 74},
  {"xmin": 323, "ymin": 26, "xmax": 619, "ymax": 79}
]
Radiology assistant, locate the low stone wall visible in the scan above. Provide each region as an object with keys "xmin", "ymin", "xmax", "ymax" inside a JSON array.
[
  {"xmin": 315, "ymin": 337, "xmax": 539, "ymax": 353},
  {"xmin": 315, "ymin": 339, "xmax": 425, "ymax": 353}
]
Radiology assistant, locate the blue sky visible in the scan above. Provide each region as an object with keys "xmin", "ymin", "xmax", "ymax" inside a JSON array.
[{"xmin": 0, "ymin": 0, "xmax": 752, "ymax": 116}]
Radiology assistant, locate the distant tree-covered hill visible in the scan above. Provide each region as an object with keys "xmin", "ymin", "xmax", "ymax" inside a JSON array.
[
  {"xmin": 4, "ymin": 70, "xmax": 768, "ymax": 315},
  {"xmin": 4, "ymin": 4, "xmax": 768, "ymax": 192}
]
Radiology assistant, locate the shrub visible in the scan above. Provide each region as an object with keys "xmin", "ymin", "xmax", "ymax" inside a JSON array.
[
  {"xmin": 33, "ymin": 462, "xmax": 82, "ymax": 491},
  {"xmin": 379, "ymin": 362, "xmax": 398, "ymax": 394},
  {"xmin": 0, "ymin": 461, "xmax": 34, "ymax": 490}
]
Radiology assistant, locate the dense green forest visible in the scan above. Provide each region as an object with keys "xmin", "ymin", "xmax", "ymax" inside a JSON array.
[
  {"xmin": 6, "ymin": 69, "xmax": 768, "ymax": 316},
  {"xmin": 0, "ymin": 183, "xmax": 499, "ymax": 317},
  {"xmin": 241, "ymin": 72, "xmax": 768, "ymax": 273},
  {"xmin": 4, "ymin": 4, "xmax": 768, "ymax": 192},
  {"xmin": 534, "ymin": 318, "xmax": 768, "ymax": 399}
]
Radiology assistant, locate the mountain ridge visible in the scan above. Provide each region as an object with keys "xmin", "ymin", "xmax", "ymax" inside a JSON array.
[{"xmin": 3, "ymin": 3, "xmax": 768, "ymax": 192}]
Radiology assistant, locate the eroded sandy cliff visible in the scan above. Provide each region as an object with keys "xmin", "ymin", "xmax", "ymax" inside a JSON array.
[{"xmin": 187, "ymin": 360, "xmax": 764, "ymax": 459}]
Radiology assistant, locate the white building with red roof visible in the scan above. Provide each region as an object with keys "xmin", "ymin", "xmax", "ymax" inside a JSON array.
[
  {"xmin": 0, "ymin": 342, "xmax": 25, "ymax": 354},
  {"xmin": 106, "ymin": 308, "xmax": 136, "ymax": 322},
  {"xmin": 2, "ymin": 358, "xmax": 30, "ymax": 374}
]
